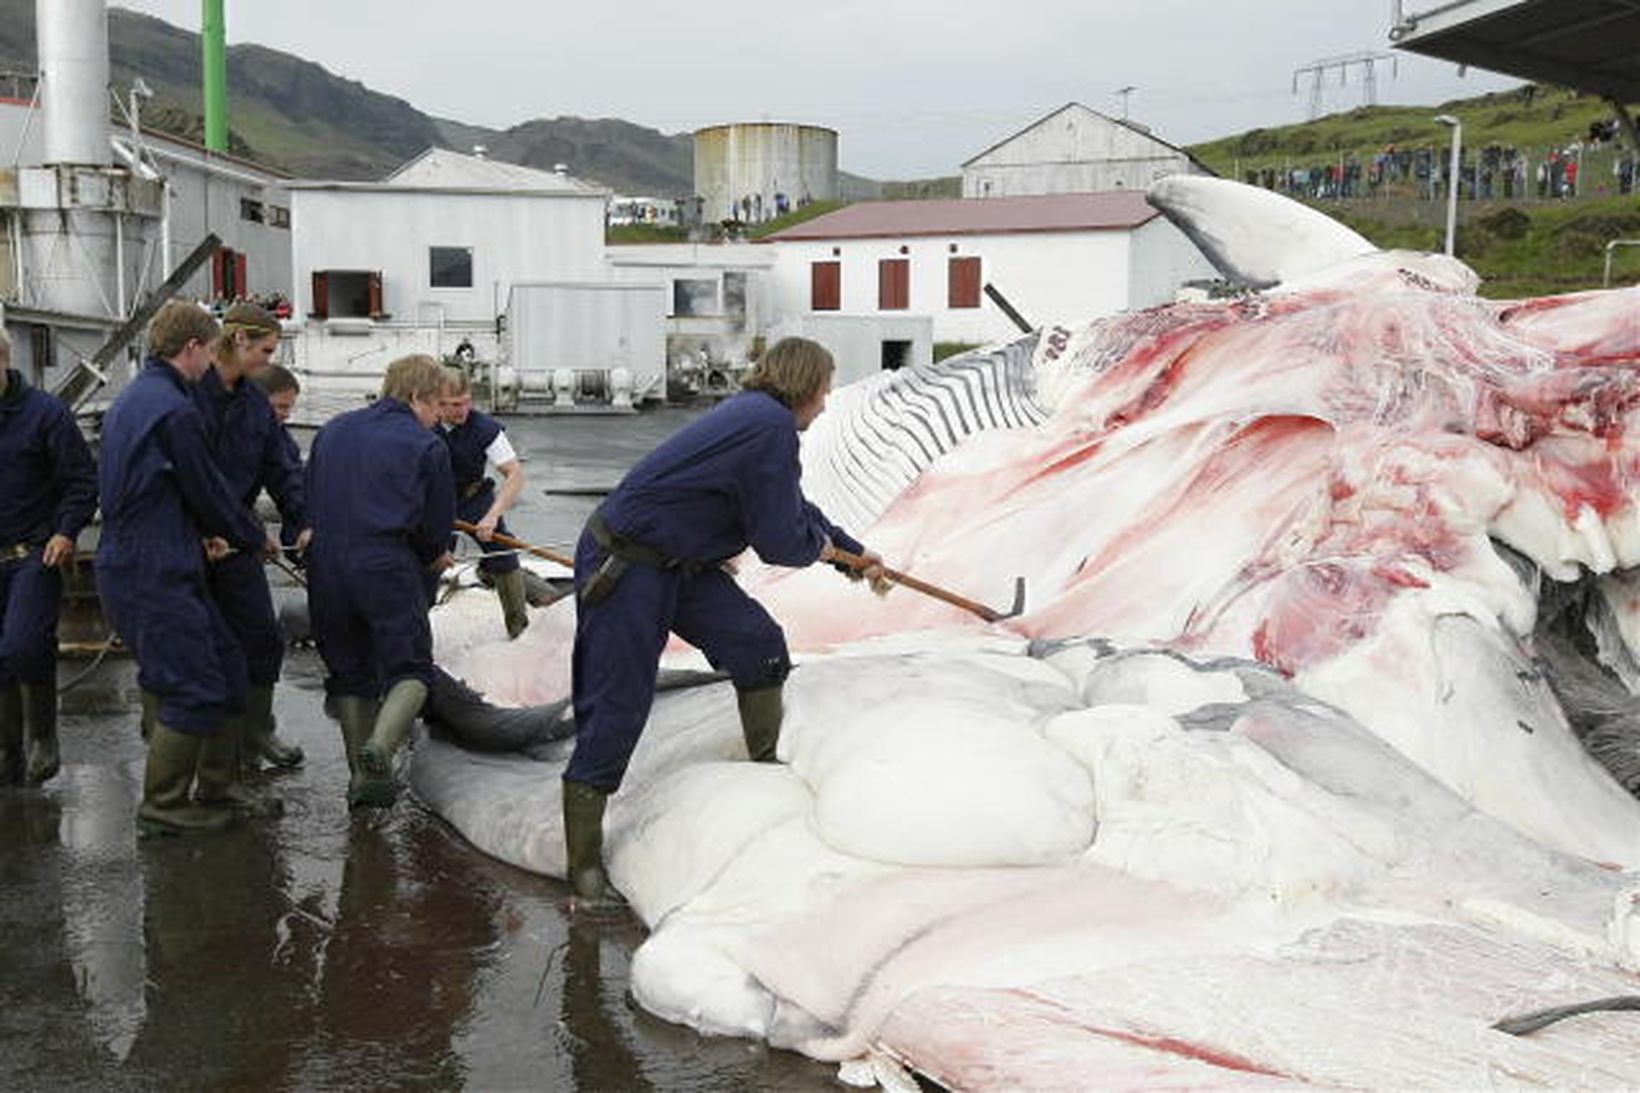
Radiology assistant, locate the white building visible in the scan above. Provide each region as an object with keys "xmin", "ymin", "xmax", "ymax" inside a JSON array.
[
  {"xmin": 759, "ymin": 191, "xmax": 1216, "ymax": 362},
  {"xmin": 962, "ymin": 103, "xmax": 1211, "ymax": 198},
  {"xmin": 605, "ymin": 241, "xmax": 776, "ymax": 393},
  {"xmin": 282, "ymin": 148, "xmax": 615, "ymax": 411}
]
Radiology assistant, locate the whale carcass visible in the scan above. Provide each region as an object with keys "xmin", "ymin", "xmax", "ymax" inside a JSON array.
[{"xmin": 415, "ymin": 177, "xmax": 1640, "ymax": 1087}]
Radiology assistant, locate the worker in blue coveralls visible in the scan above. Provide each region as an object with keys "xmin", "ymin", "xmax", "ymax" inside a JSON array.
[
  {"xmin": 0, "ymin": 326, "xmax": 96, "ymax": 787},
  {"xmin": 305, "ymin": 354, "xmax": 454, "ymax": 809},
  {"xmin": 439, "ymin": 367, "xmax": 530, "ymax": 639},
  {"xmin": 248, "ymin": 363, "xmax": 307, "ymax": 568},
  {"xmin": 194, "ymin": 302, "xmax": 309, "ymax": 799},
  {"xmin": 97, "ymin": 301, "xmax": 271, "ymax": 836},
  {"xmin": 562, "ymin": 336, "xmax": 888, "ymax": 905}
]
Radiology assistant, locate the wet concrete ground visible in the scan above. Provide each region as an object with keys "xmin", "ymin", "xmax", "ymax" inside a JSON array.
[{"xmin": 0, "ymin": 409, "xmax": 842, "ymax": 1091}]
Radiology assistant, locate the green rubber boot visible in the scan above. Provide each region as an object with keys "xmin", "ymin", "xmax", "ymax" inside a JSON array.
[
  {"xmin": 0, "ymin": 685, "xmax": 23, "ymax": 784},
  {"xmin": 21, "ymin": 681, "xmax": 59, "ymax": 785},
  {"xmin": 562, "ymin": 779, "xmax": 624, "ymax": 906},
  {"xmin": 353, "ymin": 679, "xmax": 427, "ymax": 809},
  {"xmin": 495, "ymin": 568, "xmax": 531, "ymax": 640},
  {"xmin": 333, "ymin": 695, "xmax": 379, "ymax": 806},
  {"xmin": 138, "ymin": 723, "xmax": 235, "ymax": 836},
  {"xmin": 737, "ymin": 683, "xmax": 784, "ymax": 763},
  {"xmin": 138, "ymin": 689, "xmax": 160, "ymax": 742},
  {"xmin": 194, "ymin": 706, "xmax": 282, "ymax": 817},
  {"xmin": 242, "ymin": 684, "xmax": 304, "ymax": 773}
]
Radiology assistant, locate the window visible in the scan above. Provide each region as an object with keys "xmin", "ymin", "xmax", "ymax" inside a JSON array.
[
  {"xmin": 811, "ymin": 261, "xmax": 840, "ymax": 311},
  {"xmin": 268, "ymin": 205, "xmax": 290, "ymax": 229},
  {"xmin": 239, "ymin": 197, "xmax": 264, "ymax": 223},
  {"xmin": 312, "ymin": 270, "xmax": 384, "ymax": 319},
  {"xmin": 429, "ymin": 246, "xmax": 473, "ymax": 288},
  {"xmin": 672, "ymin": 278, "xmax": 718, "ymax": 317},
  {"xmin": 948, "ymin": 256, "xmax": 981, "ymax": 309},
  {"xmin": 878, "ymin": 258, "xmax": 909, "ymax": 310}
]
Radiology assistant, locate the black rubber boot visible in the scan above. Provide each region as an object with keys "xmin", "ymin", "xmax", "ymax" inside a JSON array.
[
  {"xmin": 353, "ymin": 679, "xmax": 427, "ymax": 809},
  {"xmin": 138, "ymin": 724, "xmax": 234, "ymax": 836},
  {"xmin": 242, "ymin": 684, "xmax": 304, "ymax": 772},
  {"xmin": 20, "ymin": 681, "xmax": 59, "ymax": 785},
  {"xmin": 737, "ymin": 683, "xmax": 783, "ymax": 763},
  {"xmin": 0, "ymin": 685, "xmax": 23, "ymax": 784},
  {"xmin": 195, "ymin": 708, "xmax": 282, "ymax": 817},
  {"xmin": 495, "ymin": 569, "xmax": 530, "ymax": 640},
  {"xmin": 562, "ymin": 779, "xmax": 625, "ymax": 907}
]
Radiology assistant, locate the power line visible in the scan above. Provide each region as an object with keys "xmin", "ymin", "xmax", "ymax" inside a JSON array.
[{"xmin": 1293, "ymin": 51, "xmax": 1399, "ymax": 119}]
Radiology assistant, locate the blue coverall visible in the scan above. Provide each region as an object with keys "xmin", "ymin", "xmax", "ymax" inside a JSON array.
[
  {"xmin": 96, "ymin": 358, "xmax": 267, "ymax": 734},
  {"xmin": 0, "ymin": 370, "xmax": 97, "ymax": 688},
  {"xmin": 305, "ymin": 398, "xmax": 454, "ymax": 699},
  {"xmin": 565, "ymin": 389, "xmax": 863, "ymax": 792},
  {"xmin": 441, "ymin": 410, "xmax": 519, "ymax": 577},
  {"xmin": 193, "ymin": 367, "xmax": 306, "ymax": 687}
]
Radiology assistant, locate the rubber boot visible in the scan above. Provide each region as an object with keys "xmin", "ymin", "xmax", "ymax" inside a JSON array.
[
  {"xmin": 353, "ymin": 679, "xmax": 427, "ymax": 809},
  {"xmin": 737, "ymin": 683, "xmax": 783, "ymax": 763},
  {"xmin": 562, "ymin": 779, "xmax": 624, "ymax": 906},
  {"xmin": 241, "ymin": 684, "xmax": 304, "ymax": 773},
  {"xmin": 0, "ymin": 685, "xmax": 23, "ymax": 784},
  {"xmin": 139, "ymin": 689, "xmax": 160, "ymax": 742},
  {"xmin": 333, "ymin": 695, "xmax": 378, "ymax": 806},
  {"xmin": 495, "ymin": 568, "xmax": 531, "ymax": 640},
  {"xmin": 20, "ymin": 680, "xmax": 59, "ymax": 785},
  {"xmin": 195, "ymin": 709, "xmax": 282, "ymax": 818},
  {"xmin": 138, "ymin": 723, "xmax": 234, "ymax": 836}
]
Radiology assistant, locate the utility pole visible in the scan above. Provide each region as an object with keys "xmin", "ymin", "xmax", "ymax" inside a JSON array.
[
  {"xmin": 1113, "ymin": 86, "xmax": 1136, "ymax": 122},
  {"xmin": 1293, "ymin": 52, "xmax": 1398, "ymax": 120}
]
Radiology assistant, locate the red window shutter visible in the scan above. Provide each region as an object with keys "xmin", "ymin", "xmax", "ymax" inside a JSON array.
[
  {"xmin": 948, "ymin": 256, "xmax": 981, "ymax": 308},
  {"xmin": 310, "ymin": 271, "xmax": 329, "ymax": 319},
  {"xmin": 234, "ymin": 252, "xmax": 248, "ymax": 297},
  {"xmin": 211, "ymin": 249, "xmax": 226, "ymax": 297},
  {"xmin": 811, "ymin": 261, "xmax": 840, "ymax": 311},
  {"xmin": 367, "ymin": 271, "xmax": 384, "ymax": 318},
  {"xmin": 878, "ymin": 258, "xmax": 909, "ymax": 310}
]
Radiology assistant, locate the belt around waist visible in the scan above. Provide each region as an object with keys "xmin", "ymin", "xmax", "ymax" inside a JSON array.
[{"xmin": 587, "ymin": 511, "xmax": 688, "ymax": 571}]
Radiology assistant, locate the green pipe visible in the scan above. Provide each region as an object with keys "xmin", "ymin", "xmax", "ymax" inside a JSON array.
[{"xmin": 202, "ymin": 0, "xmax": 227, "ymax": 152}]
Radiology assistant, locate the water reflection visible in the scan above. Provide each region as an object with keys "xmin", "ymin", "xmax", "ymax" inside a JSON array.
[
  {"xmin": 309, "ymin": 818, "xmax": 499, "ymax": 1087},
  {"xmin": 3, "ymin": 413, "xmax": 846, "ymax": 1090}
]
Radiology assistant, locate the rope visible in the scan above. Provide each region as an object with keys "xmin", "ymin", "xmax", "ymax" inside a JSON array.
[{"xmin": 56, "ymin": 636, "xmax": 119, "ymax": 695}]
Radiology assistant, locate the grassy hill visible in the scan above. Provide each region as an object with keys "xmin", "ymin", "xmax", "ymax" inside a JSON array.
[{"xmin": 1184, "ymin": 84, "xmax": 1640, "ymax": 298}]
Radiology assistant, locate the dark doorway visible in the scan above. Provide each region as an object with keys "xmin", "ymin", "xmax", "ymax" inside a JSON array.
[{"xmin": 881, "ymin": 340, "xmax": 911, "ymax": 371}]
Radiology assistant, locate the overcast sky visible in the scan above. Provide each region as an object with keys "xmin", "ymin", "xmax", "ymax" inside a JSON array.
[{"xmin": 111, "ymin": 1, "xmax": 1521, "ymax": 179}]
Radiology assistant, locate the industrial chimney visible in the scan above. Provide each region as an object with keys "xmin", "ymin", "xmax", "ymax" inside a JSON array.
[
  {"xmin": 21, "ymin": 0, "xmax": 161, "ymax": 320},
  {"xmin": 37, "ymin": 0, "xmax": 110, "ymax": 166}
]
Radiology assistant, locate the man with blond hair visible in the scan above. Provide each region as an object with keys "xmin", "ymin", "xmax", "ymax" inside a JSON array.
[
  {"xmin": 305, "ymin": 354, "xmax": 454, "ymax": 808},
  {"xmin": 98, "ymin": 300, "xmax": 269, "ymax": 835},
  {"xmin": 562, "ymin": 336, "xmax": 886, "ymax": 905}
]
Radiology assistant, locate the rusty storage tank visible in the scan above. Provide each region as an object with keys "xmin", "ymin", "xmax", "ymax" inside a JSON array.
[{"xmin": 693, "ymin": 122, "xmax": 837, "ymax": 226}]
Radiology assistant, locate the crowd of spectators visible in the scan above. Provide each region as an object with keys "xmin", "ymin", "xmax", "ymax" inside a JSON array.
[{"xmin": 1243, "ymin": 117, "xmax": 1637, "ymax": 203}]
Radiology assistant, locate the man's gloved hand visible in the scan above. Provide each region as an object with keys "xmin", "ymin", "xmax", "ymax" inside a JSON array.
[{"xmin": 821, "ymin": 542, "xmax": 893, "ymax": 597}]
